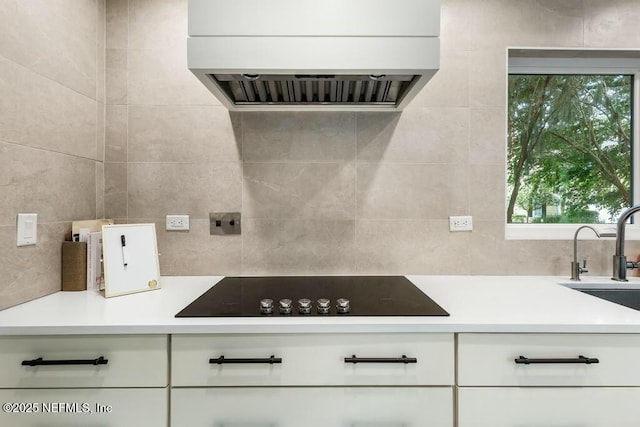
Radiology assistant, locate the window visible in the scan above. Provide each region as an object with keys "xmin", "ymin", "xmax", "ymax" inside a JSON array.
[
  {"xmin": 506, "ymin": 51, "xmax": 640, "ymax": 239},
  {"xmin": 508, "ymin": 74, "xmax": 632, "ymax": 224}
]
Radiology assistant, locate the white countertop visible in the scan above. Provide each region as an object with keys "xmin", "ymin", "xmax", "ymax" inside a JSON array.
[{"xmin": 2, "ymin": 275, "xmax": 640, "ymax": 335}]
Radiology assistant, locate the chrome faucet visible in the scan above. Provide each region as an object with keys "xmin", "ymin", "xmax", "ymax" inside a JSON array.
[
  {"xmin": 571, "ymin": 225, "xmax": 615, "ymax": 281},
  {"xmin": 613, "ymin": 205, "xmax": 640, "ymax": 281}
]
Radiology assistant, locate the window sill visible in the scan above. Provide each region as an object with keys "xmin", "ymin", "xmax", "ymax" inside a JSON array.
[{"xmin": 505, "ymin": 224, "xmax": 640, "ymax": 240}]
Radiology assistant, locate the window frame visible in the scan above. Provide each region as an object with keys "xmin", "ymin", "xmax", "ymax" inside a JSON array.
[{"xmin": 505, "ymin": 50, "xmax": 640, "ymax": 240}]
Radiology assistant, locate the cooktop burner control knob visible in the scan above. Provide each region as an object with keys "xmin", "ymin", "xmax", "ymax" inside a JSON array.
[
  {"xmin": 336, "ymin": 298, "xmax": 350, "ymax": 314},
  {"xmin": 279, "ymin": 299, "xmax": 293, "ymax": 315},
  {"xmin": 317, "ymin": 298, "xmax": 331, "ymax": 315},
  {"xmin": 260, "ymin": 299, "xmax": 274, "ymax": 315},
  {"xmin": 298, "ymin": 298, "xmax": 312, "ymax": 315}
]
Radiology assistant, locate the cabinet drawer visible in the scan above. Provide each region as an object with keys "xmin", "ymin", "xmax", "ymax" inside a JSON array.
[
  {"xmin": 458, "ymin": 387, "xmax": 640, "ymax": 427},
  {"xmin": 172, "ymin": 333, "xmax": 453, "ymax": 386},
  {"xmin": 0, "ymin": 335, "xmax": 168, "ymax": 388},
  {"xmin": 172, "ymin": 387, "xmax": 453, "ymax": 427},
  {"xmin": 458, "ymin": 333, "xmax": 640, "ymax": 386},
  {"xmin": 0, "ymin": 387, "xmax": 167, "ymax": 427}
]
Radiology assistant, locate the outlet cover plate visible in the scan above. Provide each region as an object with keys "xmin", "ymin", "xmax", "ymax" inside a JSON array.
[
  {"xmin": 210, "ymin": 212, "xmax": 241, "ymax": 235},
  {"xmin": 17, "ymin": 213, "xmax": 38, "ymax": 246},
  {"xmin": 166, "ymin": 215, "xmax": 190, "ymax": 231},
  {"xmin": 449, "ymin": 215, "xmax": 473, "ymax": 232}
]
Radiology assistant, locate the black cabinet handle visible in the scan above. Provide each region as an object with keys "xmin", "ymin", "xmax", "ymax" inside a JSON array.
[
  {"xmin": 209, "ymin": 355, "xmax": 282, "ymax": 365},
  {"xmin": 515, "ymin": 355, "xmax": 599, "ymax": 365},
  {"xmin": 344, "ymin": 355, "xmax": 417, "ymax": 364},
  {"xmin": 21, "ymin": 356, "xmax": 108, "ymax": 367}
]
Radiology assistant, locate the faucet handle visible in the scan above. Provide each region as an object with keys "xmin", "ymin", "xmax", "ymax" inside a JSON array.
[
  {"xmin": 580, "ymin": 259, "xmax": 589, "ymax": 274},
  {"xmin": 626, "ymin": 261, "xmax": 639, "ymax": 270}
]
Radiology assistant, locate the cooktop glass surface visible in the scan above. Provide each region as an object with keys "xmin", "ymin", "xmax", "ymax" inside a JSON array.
[{"xmin": 175, "ymin": 276, "xmax": 449, "ymax": 317}]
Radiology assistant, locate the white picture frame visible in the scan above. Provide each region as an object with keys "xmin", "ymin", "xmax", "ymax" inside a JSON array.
[{"xmin": 102, "ymin": 223, "xmax": 160, "ymax": 298}]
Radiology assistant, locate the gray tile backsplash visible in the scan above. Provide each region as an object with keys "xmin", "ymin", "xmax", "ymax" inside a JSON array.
[
  {"xmin": 584, "ymin": 0, "xmax": 640, "ymax": 48},
  {"xmin": 127, "ymin": 46, "xmax": 215, "ymax": 106},
  {"xmin": 105, "ymin": 105, "xmax": 127, "ymax": 162},
  {"xmin": 242, "ymin": 219, "xmax": 356, "ymax": 275},
  {"xmin": 469, "ymin": 108, "xmax": 505, "ymax": 166},
  {"xmin": 106, "ymin": 0, "xmax": 128, "ymax": 50},
  {"xmin": 355, "ymin": 220, "xmax": 470, "ymax": 274},
  {"xmin": 242, "ymin": 112, "xmax": 356, "ymax": 162},
  {"xmin": 0, "ymin": 223, "xmax": 70, "ymax": 311},
  {"xmin": 356, "ymin": 163, "xmax": 469, "ymax": 220},
  {"xmin": 0, "ymin": 142, "xmax": 97, "ymax": 226},
  {"xmin": 356, "ymin": 109, "xmax": 469, "ymax": 164},
  {"xmin": 104, "ymin": 162, "xmax": 128, "ymax": 219},
  {"xmin": 127, "ymin": 105, "xmax": 241, "ymax": 162},
  {"xmin": 469, "ymin": 165, "xmax": 505, "ymax": 221},
  {"xmin": 0, "ymin": 0, "xmax": 105, "ymax": 309},
  {"xmin": 133, "ymin": 218, "xmax": 242, "ymax": 276},
  {"xmin": 0, "ymin": 0, "xmax": 99, "ymax": 99},
  {"xmin": 243, "ymin": 162, "xmax": 356, "ymax": 220},
  {"xmin": 106, "ymin": 48, "xmax": 127, "ymax": 105},
  {"xmin": 0, "ymin": 56, "xmax": 99, "ymax": 160},
  {"xmin": 3, "ymin": 0, "xmax": 640, "ymax": 310},
  {"xmin": 127, "ymin": 162, "xmax": 242, "ymax": 219}
]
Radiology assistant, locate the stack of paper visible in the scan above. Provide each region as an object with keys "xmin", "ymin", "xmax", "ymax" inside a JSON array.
[
  {"xmin": 86, "ymin": 231, "xmax": 103, "ymax": 291},
  {"xmin": 71, "ymin": 219, "xmax": 114, "ymax": 291}
]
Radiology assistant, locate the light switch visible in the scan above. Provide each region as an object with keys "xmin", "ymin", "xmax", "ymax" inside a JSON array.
[{"xmin": 17, "ymin": 213, "xmax": 37, "ymax": 246}]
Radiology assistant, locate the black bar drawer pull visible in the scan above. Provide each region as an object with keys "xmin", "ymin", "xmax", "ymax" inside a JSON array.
[
  {"xmin": 515, "ymin": 355, "xmax": 599, "ymax": 365},
  {"xmin": 344, "ymin": 355, "xmax": 417, "ymax": 364},
  {"xmin": 21, "ymin": 356, "xmax": 108, "ymax": 367},
  {"xmin": 209, "ymin": 355, "xmax": 282, "ymax": 365}
]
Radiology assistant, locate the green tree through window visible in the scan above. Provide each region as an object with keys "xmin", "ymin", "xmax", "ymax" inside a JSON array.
[{"xmin": 507, "ymin": 74, "xmax": 633, "ymax": 224}]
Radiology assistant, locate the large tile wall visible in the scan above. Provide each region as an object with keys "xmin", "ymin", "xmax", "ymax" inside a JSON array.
[
  {"xmin": 0, "ymin": 0, "xmax": 106, "ymax": 310},
  {"xmin": 103, "ymin": 0, "xmax": 640, "ymax": 279},
  {"xmin": 4, "ymin": 0, "xmax": 640, "ymax": 311}
]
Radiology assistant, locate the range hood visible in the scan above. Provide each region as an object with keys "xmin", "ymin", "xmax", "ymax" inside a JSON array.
[{"xmin": 187, "ymin": 0, "xmax": 440, "ymax": 111}]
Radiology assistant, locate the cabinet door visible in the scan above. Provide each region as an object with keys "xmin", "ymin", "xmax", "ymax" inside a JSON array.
[
  {"xmin": 458, "ymin": 333, "xmax": 640, "ymax": 386},
  {"xmin": 0, "ymin": 335, "xmax": 168, "ymax": 388},
  {"xmin": 172, "ymin": 333, "xmax": 454, "ymax": 386},
  {"xmin": 0, "ymin": 388, "xmax": 167, "ymax": 427},
  {"xmin": 172, "ymin": 387, "xmax": 452, "ymax": 427},
  {"xmin": 458, "ymin": 387, "xmax": 640, "ymax": 427}
]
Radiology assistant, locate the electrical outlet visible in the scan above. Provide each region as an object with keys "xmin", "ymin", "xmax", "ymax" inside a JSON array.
[
  {"xmin": 210, "ymin": 212, "xmax": 241, "ymax": 235},
  {"xmin": 449, "ymin": 215, "xmax": 473, "ymax": 232},
  {"xmin": 166, "ymin": 215, "xmax": 189, "ymax": 231}
]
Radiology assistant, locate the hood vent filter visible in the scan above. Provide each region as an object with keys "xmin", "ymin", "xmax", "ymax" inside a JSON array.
[{"xmin": 211, "ymin": 74, "xmax": 418, "ymax": 106}]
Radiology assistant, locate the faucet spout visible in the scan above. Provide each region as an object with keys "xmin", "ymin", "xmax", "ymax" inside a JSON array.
[
  {"xmin": 571, "ymin": 225, "xmax": 614, "ymax": 281},
  {"xmin": 612, "ymin": 205, "xmax": 640, "ymax": 281}
]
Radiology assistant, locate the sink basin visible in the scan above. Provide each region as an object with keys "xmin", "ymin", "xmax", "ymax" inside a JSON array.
[
  {"xmin": 578, "ymin": 289, "xmax": 640, "ymax": 311},
  {"xmin": 560, "ymin": 279, "xmax": 640, "ymax": 311}
]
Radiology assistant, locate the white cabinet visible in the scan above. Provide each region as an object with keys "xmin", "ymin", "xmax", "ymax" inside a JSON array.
[
  {"xmin": 172, "ymin": 333, "xmax": 453, "ymax": 386},
  {"xmin": 172, "ymin": 387, "xmax": 452, "ymax": 427},
  {"xmin": 457, "ymin": 333, "xmax": 640, "ymax": 426},
  {"xmin": 458, "ymin": 387, "xmax": 640, "ymax": 427},
  {"xmin": 0, "ymin": 335, "xmax": 168, "ymax": 388},
  {"xmin": 458, "ymin": 333, "xmax": 640, "ymax": 386},
  {"xmin": 0, "ymin": 335, "xmax": 169, "ymax": 427},
  {"xmin": 0, "ymin": 388, "xmax": 167, "ymax": 427},
  {"xmin": 171, "ymin": 333, "xmax": 454, "ymax": 426}
]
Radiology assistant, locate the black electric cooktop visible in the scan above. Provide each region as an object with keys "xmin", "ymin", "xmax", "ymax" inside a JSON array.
[{"xmin": 175, "ymin": 276, "xmax": 449, "ymax": 317}]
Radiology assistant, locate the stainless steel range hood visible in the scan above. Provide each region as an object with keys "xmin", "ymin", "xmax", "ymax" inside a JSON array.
[{"xmin": 187, "ymin": 0, "xmax": 440, "ymax": 111}]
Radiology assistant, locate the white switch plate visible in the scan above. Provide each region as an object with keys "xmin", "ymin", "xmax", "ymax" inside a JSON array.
[
  {"xmin": 17, "ymin": 213, "xmax": 37, "ymax": 246},
  {"xmin": 449, "ymin": 215, "xmax": 473, "ymax": 232},
  {"xmin": 166, "ymin": 215, "xmax": 190, "ymax": 231}
]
